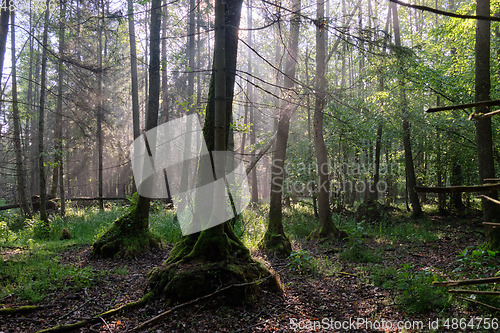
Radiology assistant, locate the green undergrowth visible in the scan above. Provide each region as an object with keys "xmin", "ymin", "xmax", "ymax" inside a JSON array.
[
  {"xmin": 367, "ymin": 263, "xmax": 452, "ymax": 314},
  {"xmin": 286, "ymin": 249, "xmax": 342, "ymax": 276},
  {"xmin": 0, "ymin": 204, "xmax": 182, "ymax": 248},
  {"xmin": 0, "ymin": 243, "xmax": 103, "ymax": 302}
]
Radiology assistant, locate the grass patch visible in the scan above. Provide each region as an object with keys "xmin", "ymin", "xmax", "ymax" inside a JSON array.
[
  {"xmin": 149, "ymin": 210, "xmax": 181, "ymax": 244},
  {"xmin": 367, "ymin": 263, "xmax": 451, "ymax": 314},
  {"xmin": 339, "ymin": 238, "xmax": 382, "ymax": 263},
  {"xmin": 334, "ymin": 213, "xmax": 439, "ymax": 244},
  {"xmin": 0, "ymin": 246, "xmax": 102, "ymax": 302},
  {"xmin": 283, "ymin": 204, "xmax": 317, "ymax": 239}
]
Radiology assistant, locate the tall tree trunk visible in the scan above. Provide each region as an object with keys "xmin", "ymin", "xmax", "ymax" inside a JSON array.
[
  {"xmin": 38, "ymin": 0, "xmax": 51, "ymax": 226},
  {"xmin": 475, "ymin": 0, "xmax": 500, "ymax": 249},
  {"xmin": 436, "ymin": 128, "xmax": 446, "ymax": 213},
  {"xmin": 92, "ymin": 0, "xmax": 163, "ymax": 257},
  {"xmin": 0, "ymin": 7, "xmax": 8, "ymax": 138},
  {"xmin": 311, "ymin": 0, "xmax": 344, "ymax": 239},
  {"xmin": 11, "ymin": 10, "xmax": 31, "ymax": 218},
  {"xmin": 144, "ymin": 3, "xmax": 149, "ymax": 116},
  {"xmin": 147, "ymin": 0, "xmax": 280, "ymax": 305},
  {"xmin": 97, "ymin": 1, "xmax": 104, "ymax": 210},
  {"xmin": 450, "ymin": 160, "xmax": 465, "ymax": 210},
  {"xmin": 264, "ymin": 0, "xmax": 301, "ymax": 257},
  {"xmin": 305, "ymin": 49, "xmax": 318, "ymax": 217},
  {"xmin": 161, "ymin": 0, "xmax": 168, "ymax": 123},
  {"xmin": 50, "ymin": 1, "xmax": 66, "ymax": 215},
  {"xmin": 128, "ymin": 0, "xmax": 141, "ymax": 140},
  {"xmin": 187, "ymin": 0, "xmax": 195, "ymax": 114},
  {"xmin": 246, "ymin": 0, "xmax": 258, "ymax": 204},
  {"xmin": 391, "ymin": 1, "xmax": 422, "ymax": 217},
  {"xmin": 27, "ymin": 7, "xmax": 34, "ymax": 202},
  {"xmin": 372, "ymin": 123, "xmax": 383, "ymax": 200},
  {"xmin": 31, "ymin": 43, "xmax": 42, "ymax": 197},
  {"xmin": 0, "ymin": 6, "xmax": 8, "ymax": 94}
]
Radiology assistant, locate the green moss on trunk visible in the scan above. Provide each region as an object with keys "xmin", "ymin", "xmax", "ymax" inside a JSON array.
[
  {"xmin": 91, "ymin": 200, "xmax": 160, "ymax": 258},
  {"xmin": 147, "ymin": 224, "xmax": 281, "ymax": 306},
  {"xmin": 259, "ymin": 231, "xmax": 292, "ymax": 258},
  {"xmin": 309, "ymin": 224, "xmax": 348, "ymax": 241}
]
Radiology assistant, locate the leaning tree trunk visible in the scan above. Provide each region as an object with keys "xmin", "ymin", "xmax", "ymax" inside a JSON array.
[
  {"xmin": 262, "ymin": 0, "xmax": 302, "ymax": 257},
  {"xmin": 92, "ymin": 0, "xmax": 162, "ymax": 257},
  {"xmin": 475, "ymin": 0, "xmax": 500, "ymax": 249},
  {"xmin": 147, "ymin": 0, "xmax": 280, "ymax": 306},
  {"xmin": 391, "ymin": 1, "xmax": 422, "ymax": 217},
  {"xmin": 11, "ymin": 10, "xmax": 31, "ymax": 219},
  {"xmin": 310, "ymin": 0, "xmax": 346, "ymax": 239}
]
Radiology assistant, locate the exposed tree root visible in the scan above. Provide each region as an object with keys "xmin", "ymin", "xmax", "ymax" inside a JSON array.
[
  {"xmin": 147, "ymin": 226, "xmax": 282, "ymax": 306},
  {"xmin": 91, "ymin": 207, "xmax": 160, "ymax": 258},
  {"xmin": 35, "ymin": 292, "xmax": 153, "ymax": 333},
  {"xmin": 0, "ymin": 305, "xmax": 54, "ymax": 315},
  {"xmin": 259, "ymin": 231, "xmax": 292, "ymax": 258},
  {"xmin": 131, "ymin": 277, "xmax": 275, "ymax": 331},
  {"xmin": 308, "ymin": 225, "xmax": 348, "ymax": 241}
]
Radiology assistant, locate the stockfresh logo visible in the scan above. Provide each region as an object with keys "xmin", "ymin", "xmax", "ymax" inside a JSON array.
[{"xmin": 130, "ymin": 114, "xmax": 250, "ymax": 235}]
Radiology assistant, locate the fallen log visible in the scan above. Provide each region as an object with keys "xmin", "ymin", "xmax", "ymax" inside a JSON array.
[
  {"xmin": 469, "ymin": 109, "xmax": 500, "ymax": 120},
  {"xmin": 415, "ymin": 183, "xmax": 500, "ymax": 193},
  {"xmin": 426, "ymin": 99, "xmax": 500, "ymax": 113},
  {"xmin": 457, "ymin": 296, "xmax": 500, "ymax": 312},
  {"xmin": 448, "ymin": 289, "xmax": 500, "ymax": 296},
  {"xmin": 432, "ymin": 276, "xmax": 500, "ymax": 287},
  {"xmin": 477, "ymin": 195, "xmax": 500, "ymax": 206},
  {"xmin": 483, "ymin": 222, "xmax": 500, "ymax": 227}
]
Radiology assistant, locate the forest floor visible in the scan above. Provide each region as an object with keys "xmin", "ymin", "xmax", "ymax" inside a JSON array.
[{"xmin": 1, "ymin": 205, "xmax": 499, "ymax": 332}]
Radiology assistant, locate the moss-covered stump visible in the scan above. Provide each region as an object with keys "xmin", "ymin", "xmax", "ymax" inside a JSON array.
[
  {"xmin": 259, "ymin": 232, "xmax": 292, "ymax": 258},
  {"xmin": 91, "ymin": 209, "xmax": 160, "ymax": 258},
  {"xmin": 147, "ymin": 226, "xmax": 281, "ymax": 306}
]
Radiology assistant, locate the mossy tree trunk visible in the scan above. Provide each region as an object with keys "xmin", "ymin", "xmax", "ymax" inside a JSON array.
[
  {"xmin": 92, "ymin": 0, "xmax": 163, "ymax": 257},
  {"xmin": 262, "ymin": 0, "xmax": 302, "ymax": 258},
  {"xmin": 310, "ymin": 0, "xmax": 345, "ymax": 240},
  {"xmin": 147, "ymin": 0, "xmax": 281, "ymax": 305}
]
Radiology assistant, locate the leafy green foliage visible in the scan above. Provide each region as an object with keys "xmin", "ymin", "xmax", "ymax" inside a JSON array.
[
  {"xmin": 455, "ymin": 245, "xmax": 500, "ymax": 277},
  {"xmin": 369, "ymin": 264, "xmax": 451, "ymax": 314},
  {"xmin": 287, "ymin": 249, "xmax": 318, "ymax": 275}
]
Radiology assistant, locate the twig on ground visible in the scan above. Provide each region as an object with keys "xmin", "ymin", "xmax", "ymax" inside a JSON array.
[
  {"xmin": 129, "ymin": 276, "xmax": 274, "ymax": 332},
  {"xmin": 432, "ymin": 276, "xmax": 500, "ymax": 287},
  {"xmin": 35, "ymin": 292, "xmax": 153, "ymax": 333},
  {"xmin": 100, "ymin": 317, "xmax": 112, "ymax": 333},
  {"xmin": 52, "ymin": 297, "xmax": 95, "ymax": 323},
  {"xmin": 457, "ymin": 296, "xmax": 500, "ymax": 312}
]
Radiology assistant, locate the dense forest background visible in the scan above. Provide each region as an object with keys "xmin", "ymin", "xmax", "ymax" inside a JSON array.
[{"xmin": 1, "ymin": 0, "xmax": 499, "ymax": 211}]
